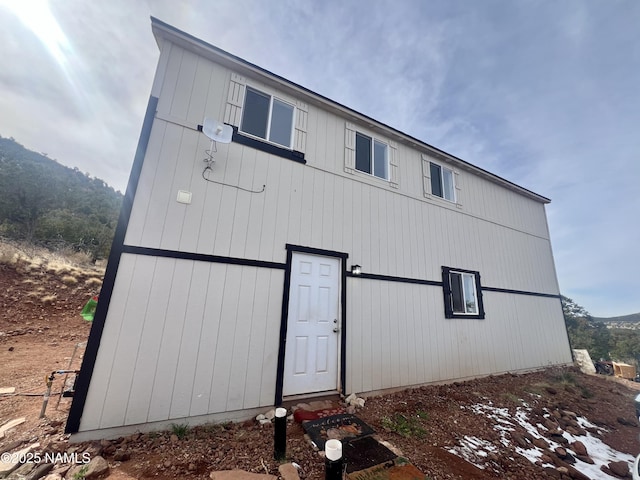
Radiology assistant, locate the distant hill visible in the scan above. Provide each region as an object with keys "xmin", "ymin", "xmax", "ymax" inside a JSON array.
[
  {"xmin": 592, "ymin": 313, "xmax": 640, "ymax": 324},
  {"xmin": 0, "ymin": 135, "xmax": 123, "ymax": 260}
]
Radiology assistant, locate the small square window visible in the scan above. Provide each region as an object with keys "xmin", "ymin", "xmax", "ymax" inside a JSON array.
[
  {"xmin": 355, "ymin": 132, "xmax": 388, "ymax": 180},
  {"xmin": 441, "ymin": 266, "xmax": 485, "ymax": 319},
  {"xmin": 430, "ymin": 162, "xmax": 455, "ymax": 202},
  {"xmin": 240, "ymin": 87, "xmax": 294, "ymax": 148}
]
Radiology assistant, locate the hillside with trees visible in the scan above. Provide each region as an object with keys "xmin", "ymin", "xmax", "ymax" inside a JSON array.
[
  {"xmin": 563, "ymin": 295, "xmax": 640, "ymax": 365},
  {"xmin": 592, "ymin": 312, "xmax": 640, "ymax": 331},
  {"xmin": 0, "ymin": 135, "xmax": 122, "ymax": 261}
]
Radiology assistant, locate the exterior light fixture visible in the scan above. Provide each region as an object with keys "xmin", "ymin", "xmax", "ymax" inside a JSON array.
[{"xmin": 351, "ymin": 265, "xmax": 362, "ymax": 275}]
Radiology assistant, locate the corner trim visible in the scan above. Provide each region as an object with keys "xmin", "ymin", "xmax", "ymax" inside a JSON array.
[{"xmin": 65, "ymin": 95, "xmax": 159, "ymax": 434}]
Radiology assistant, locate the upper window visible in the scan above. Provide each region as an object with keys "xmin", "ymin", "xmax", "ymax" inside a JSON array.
[
  {"xmin": 441, "ymin": 267, "xmax": 485, "ymax": 319},
  {"xmin": 240, "ymin": 87, "xmax": 294, "ymax": 148},
  {"xmin": 355, "ymin": 132, "xmax": 388, "ymax": 180},
  {"xmin": 430, "ymin": 162, "xmax": 455, "ymax": 202}
]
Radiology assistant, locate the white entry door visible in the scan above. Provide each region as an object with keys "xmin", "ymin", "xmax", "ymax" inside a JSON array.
[{"xmin": 283, "ymin": 253, "xmax": 341, "ymax": 396}]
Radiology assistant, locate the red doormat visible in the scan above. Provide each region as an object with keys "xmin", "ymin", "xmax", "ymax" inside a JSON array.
[
  {"xmin": 347, "ymin": 457, "xmax": 425, "ymax": 480},
  {"xmin": 293, "ymin": 405, "xmax": 346, "ymax": 423},
  {"xmin": 302, "ymin": 413, "xmax": 375, "ymax": 450}
]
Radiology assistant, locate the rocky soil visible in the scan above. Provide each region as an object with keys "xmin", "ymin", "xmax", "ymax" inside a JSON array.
[{"xmin": 1, "ymin": 245, "xmax": 639, "ymax": 479}]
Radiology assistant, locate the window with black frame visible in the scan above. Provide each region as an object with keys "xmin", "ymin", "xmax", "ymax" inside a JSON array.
[
  {"xmin": 441, "ymin": 266, "xmax": 485, "ymax": 319},
  {"xmin": 355, "ymin": 132, "xmax": 388, "ymax": 180},
  {"xmin": 430, "ymin": 162, "xmax": 455, "ymax": 202},
  {"xmin": 240, "ymin": 86, "xmax": 294, "ymax": 148}
]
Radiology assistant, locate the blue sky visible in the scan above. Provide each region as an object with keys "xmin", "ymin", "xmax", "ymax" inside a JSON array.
[{"xmin": 0, "ymin": 0, "xmax": 638, "ymax": 317}]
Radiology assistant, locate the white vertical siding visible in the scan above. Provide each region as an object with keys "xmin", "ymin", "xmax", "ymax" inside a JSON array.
[
  {"xmin": 147, "ymin": 259, "xmax": 194, "ymax": 422},
  {"xmin": 346, "ymin": 281, "xmax": 570, "ymax": 394},
  {"xmin": 81, "ymin": 37, "xmax": 571, "ymax": 433},
  {"xmin": 124, "ymin": 258, "xmax": 175, "ymax": 425},
  {"xmin": 80, "ymin": 255, "xmax": 283, "ymax": 431},
  {"xmin": 125, "ymin": 46, "xmax": 559, "ymax": 293}
]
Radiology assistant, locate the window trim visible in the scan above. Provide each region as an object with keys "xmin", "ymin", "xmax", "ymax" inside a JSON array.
[
  {"xmin": 240, "ymin": 86, "xmax": 296, "ymax": 149},
  {"xmin": 355, "ymin": 131, "xmax": 389, "ymax": 180},
  {"xmin": 441, "ymin": 266, "xmax": 485, "ymax": 319},
  {"xmin": 430, "ymin": 161, "xmax": 456, "ymax": 202}
]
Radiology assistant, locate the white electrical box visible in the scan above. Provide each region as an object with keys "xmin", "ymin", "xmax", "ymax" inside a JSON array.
[{"xmin": 176, "ymin": 190, "xmax": 192, "ymax": 204}]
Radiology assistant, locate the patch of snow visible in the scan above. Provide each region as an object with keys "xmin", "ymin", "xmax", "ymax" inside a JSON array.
[
  {"xmin": 446, "ymin": 402, "xmax": 634, "ymax": 478},
  {"xmin": 558, "ymin": 428, "xmax": 634, "ymax": 478},
  {"xmin": 515, "ymin": 446, "xmax": 544, "ymax": 464},
  {"xmin": 447, "ymin": 435, "xmax": 498, "ymax": 469},
  {"xmin": 576, "ymin": 415, "xmax": 605, "ymax": 432}
]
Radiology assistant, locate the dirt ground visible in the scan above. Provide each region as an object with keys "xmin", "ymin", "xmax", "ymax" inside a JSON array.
[{"xmin": 1, "ymin": 249, "xmax": 640, "ymax": 480}]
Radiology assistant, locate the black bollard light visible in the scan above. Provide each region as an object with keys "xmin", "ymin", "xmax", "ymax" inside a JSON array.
[
  {"xmin": 274, "ymin": 407, "xmax": 287, "ymax": 460},
  {"xmin": 325, "ymin": 439, "xmax": 343, "ymax": 480}
]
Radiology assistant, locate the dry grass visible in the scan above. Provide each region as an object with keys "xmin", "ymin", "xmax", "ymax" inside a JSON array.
[
  {"xmin": 41, "ymin": 294, "xmax": 57, "ymax": 305},
  {"xmin": 61, "ymin": 275, "xmax": 79, "ymax": 285},
  {"xmin": 0, "ymin": 239, "xmax": 105, "ymax": 278},
  {"xmin": 85, "ymin": 277, "xmax": 103, "ymax": 287},
  {"xmin": 47, "ymin": 262, "xmax": 72, "ymax": 275},
  {"xmin": 22, "ymin": 259, "xmax": 43, "ymax": 273},
  {"xmin": 1, "ymin": 239, "xmax": 106, "ymax": 307},
  {"xmin": 26, "ymin": 287, "xmax": 46, "ymax": 298},
  {"xmin": 0, "ymin": 249, "xmax": 21, "ymax": 268}
]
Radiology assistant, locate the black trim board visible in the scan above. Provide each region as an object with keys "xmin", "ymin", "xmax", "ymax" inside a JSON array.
[
  {"xmin": 121, "ymin": 245, "xmax": 286, "ymax": 270},
  {"xmin": 275, "ymin": 245, "xmax": 349, "ymax": 405},
  {"xmin": 231, "ymin": 126, "xmax": 305, "ymax": 164},
  {"xmin": 350, "ymin": 272, "xmax": 442, "ymax": 287},
  {"xmin": 481, "ymin": 286, "xmax": 561, "ymax": 299},
  {"xmin": 340, "ymin": 261, "xmax": 347, "ymax": 396},
  {"xmin": 285, "ymin": 244, "xmax": 349, "ymax": 260},
  {"xmin": 350, "ymin": 269, "xmax": 560, "ymax": 300},
  {"xmin": 274, "ymin": 248, "xmax": 294, "ymax": 405},
  {"xmin": 65, "ymin": 96, "xmax": 159, "ymax": 434}
]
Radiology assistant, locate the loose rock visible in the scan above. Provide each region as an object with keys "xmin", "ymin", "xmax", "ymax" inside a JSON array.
[
  {"xmin": 566, "ymin": 465, "xmax": 591, "ymax": 480},
  {"xmin": 278, "ymin": 463, "xmax": 300, "ymax": 480},
  {"xmin": 113, "ymin": 449, "xmax": 131, "ymax": 461},
  {"xmin": 554, "ymin": 447, "xmax": 567, "ymax": 459},
  {"xmin": 607, "ymin": 460, "xmax": 630, "ymax": 478},
  {"xmin": 67, "ymin": 455, "xmax": 109, "ymax": 479},
  {"xmin": 533, "ymin": 437, "xmax": 549, "ymax": 449},
  {"xmin": 570, "ymin": 441, "xmax": 587, "ymax": 457}
]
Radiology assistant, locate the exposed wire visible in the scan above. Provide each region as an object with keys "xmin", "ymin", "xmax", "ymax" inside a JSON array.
[
  {"xmin": 201, "ymin": 140, "xmax": 265, "ymax": 194},
  {"xmin": 203, "ymin": 139, "xmax": 217, "ymax": 169},
  {"xmin": 202, "ymin": 167, "xmax": 265, "ymax": 194}
]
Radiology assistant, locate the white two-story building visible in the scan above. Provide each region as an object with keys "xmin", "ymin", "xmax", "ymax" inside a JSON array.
[{"xmin": 67, "ymin": 17, "xmax": 572, "ymax": 440}]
